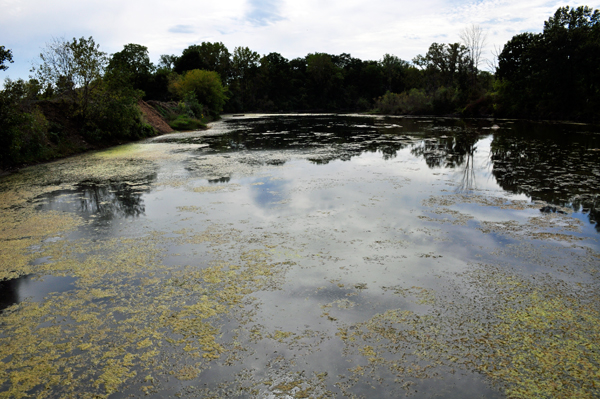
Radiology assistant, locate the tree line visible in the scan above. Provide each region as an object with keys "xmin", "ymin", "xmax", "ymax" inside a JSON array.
[{"xmin": 0, "ymin": 5, "xmax": 598, "ymax": 169}]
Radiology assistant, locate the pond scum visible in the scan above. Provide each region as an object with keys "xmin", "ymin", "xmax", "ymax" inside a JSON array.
[{"xmin": 0, "ymin": 141, "xmax": 599, "ymax": 398}]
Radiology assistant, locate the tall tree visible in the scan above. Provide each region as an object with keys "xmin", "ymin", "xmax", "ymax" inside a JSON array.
[
  {"xmin": 230, "ymin": 46, "xmax": 260, "ymax": 111},
  {"xmin": 0, "ymin": 46, "xmax": 13, "ymax": 71},
  {"xmin": 496, "ymin": 6, "xmax": 600, "ymax": 120},
  {"xmin": 379, "ymin": 54, "xmax": 410, "ymax": 93},
  {"xmin": 174, "ymin": 42, "xmax": 232, "ymax": 84},
  {"xmin": 256, "ymin": 52, "xmax": 293, "ymax": 110},
  {"xmin": 31, "ymin": 36, "xmax": 108, "ymax": 121},
  {"xmin": 460, "ymin": 24, "xmax": 487, "ymax": 72},
  {"xmin": 413, "ymin": 42, "xmax": 471, "ymax": 90},
  {"xmin": 106, "ymin": 43, "xmax": 155, "ymax": 98},
  {"xmin": 107, "ymin": 44, "xmax": 154, "ymax": 90},
  {"xmin": 306, "ymin": 53, "xmax": 343, "ymax": 109},
  {"xmin": 158, "ymin": 54, "xmax": 178, "ymax": 71}
]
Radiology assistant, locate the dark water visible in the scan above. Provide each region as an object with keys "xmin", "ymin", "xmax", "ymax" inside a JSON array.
[{"xmin": 1, "ymin": 114, "xmax": 599, "ymax": 398}]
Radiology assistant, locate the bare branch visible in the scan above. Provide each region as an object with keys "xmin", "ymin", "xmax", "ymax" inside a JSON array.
[
  {"xmin": 459, "ymin": 24, "xmax": 487, "ymax": 71},
  {"xmin": 485, "ymin": 44, "xmax": 503, "ymax": 73}
]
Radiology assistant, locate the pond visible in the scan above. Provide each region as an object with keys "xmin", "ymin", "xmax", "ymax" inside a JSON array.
[{"xmin": 1, "ymin": 114, "xmax": 599, "ymax": 398}]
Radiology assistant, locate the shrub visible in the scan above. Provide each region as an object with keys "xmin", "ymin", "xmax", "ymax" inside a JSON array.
[
  {"xmin": 0, "ymin": 79, "xmax": 50, "ymax": 167},
  {"xmin": 431, "ymin": 86, "xmax": 460, "ymax": 114},
  {"xmin": 83, "ymin": 80, "xmax": 156, "ymax": 142},
  {"xmin": 178, "ymin": 92, "xmax": 205, "ymax": 119},
  {"xmin": 374, "ymin": 89, "xmax": 432, "ymax": 115},
  {"xmin": 169, "ymin": 115, "xmax": 206, "ymax": 131},
  {"xmin": 169, "ymin": 69, "xmax": 227, "ymax": 118}
]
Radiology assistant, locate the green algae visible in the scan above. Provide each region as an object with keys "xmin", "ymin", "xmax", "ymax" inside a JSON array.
[
  {"xmin": 334, "ymin": 264, "xmax": 600, "ymax": 398},
  {"xmin": 1, "ymin": 115, "xmax": 599, "ymax": 398},
  {"xmin": 0, "ymin": 230, "xmax": 293, "ymax": 398}
]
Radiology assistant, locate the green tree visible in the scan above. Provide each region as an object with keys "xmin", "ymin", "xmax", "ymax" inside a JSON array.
[
  {"xmin": 31, "ymin": 36, "xmax": 108, "ymax": 122},
  {"xmin": 106, "ymin": 44, "xmax": 154, "ymax": 93},
  {"xmin": 412, "ymin": 42, "xmax": 472, "ymax": 112},
  {"xmin": 0, "ymin": 46, "xmax": 13, "ymax": 71},
  {"xmin": 230, "ymin": 46, "xmax": 260, "ymax": 111},
  {"xmin": 174, "ymin": 42, "xmax": 232, "ymax": 84},
  {"xmin": 496, "ymin": 5, "xmax": 600, "ymax": 120},
  {"xmin": 158, "ymin": 54, "xmax": 178, "ymax": 71},
  {"xmin": 256, "ymin": 52, "xmax": 293, "ymax": 110},
  {"xmin": 380, "ymin": 54, "xmax": 410, "ymax": 93},
  {"xmin": 169, "ymin": 69, "xmax": 228, "ymax": 117},
  {"xmin": 0, "ymin": 79, "xmax": 49, "ymax": 166},
  {"xmin": 306, "ymin": 53, "xmax": 343, "ymax": 109},
  {"xmin": 413, "ymin": 43, "xmax": 471, "ymax": 90}
]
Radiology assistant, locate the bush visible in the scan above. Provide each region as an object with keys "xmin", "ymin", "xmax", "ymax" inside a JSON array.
[
  {"xmin": 431, "ymin": 86, "xmax": 460, "ymax": 114},
  {"xmin": 374, "ymin": 89, "xmax": 431, "ymax": 115},
  {"xmin": 169, "ymin": 69, "xmax": 227, "ymax": 118},
  {"xmin": 178, "ymin": 92, "xmax": 205, "ymax": 119},
  {"xmin": 0, "ymin": 79, "xmax": 50, "ymax": 167},
  {"xmin": 169, "ymin": 115, "xmax": 206, "ymax": 131},
  {"xmin": 83, "ymin": 81, "xmax": 155, "ymax": 142}
]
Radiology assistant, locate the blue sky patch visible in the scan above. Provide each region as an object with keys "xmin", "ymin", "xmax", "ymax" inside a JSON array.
[
  {"xmin": 168, "ymin": 25, "xmax": 195, "ymax": 34},
  {"xmin": 245, "ymin": 0, "xmax": 285, "ymax": 26}
]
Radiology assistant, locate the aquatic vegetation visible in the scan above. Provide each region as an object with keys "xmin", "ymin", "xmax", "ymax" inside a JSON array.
[{"xmin": 1, "ymin": 115, "xmax": 599, "ymax": 398}]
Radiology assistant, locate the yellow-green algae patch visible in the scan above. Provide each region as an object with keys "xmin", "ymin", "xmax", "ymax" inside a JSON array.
[
  {"xmin": 0, "ymin": 195, "xmax": 83, "ymax": 280},
  {"xmin": 0, "ymin": 155, "xmax": 294, "ymax": 398},
  {"xmin": 337, "ymin": 264, "xmax": 600, "ymax": 398},
  {"xmin": 0, "ymin": 232, "xmax": 293, "ymax": 398}
]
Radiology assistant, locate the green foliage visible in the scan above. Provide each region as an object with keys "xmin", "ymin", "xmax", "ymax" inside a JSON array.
[
  {"xmin": 228, "ymin": 47, "xmax": 260, "ymax": 111},
  {"xmin": 158, "ymin": 54, "xmax": 178, "ymax": 71},
  {"xmin": 413, "ymin": 42, "xmax": 472, "ymax": 93},
  {"xmin": 0, "ymin": 46, "xmax": 14, "ymax": 71},
  {"xmin": 496, "ymin": 5, "xmax": 600, "ymax": 121},
  {"xmin": 174, "ymin": 42, "xmax": 231, "ymax": 84},
  {"xmin": 374, "ymin": 89, "xmax": 431, "ymax": 115},
  {"xmin": 168, "ymin": 115, "xmax": 206, "ymax": 131},
  {"xmin": 178, "ymin": 91, "xmax": 205, "ymax": 119},
  {"xmin": 106, "ymin": 44, "xmax": 154, "ymax": 94},
  {"xmin": 380, "ymin": 54, "xmax": 410, "ymax": 93},
  {"xmin": 0, "ymin": 79, "xmax": 49, "ymax": 166},
  {"xmin": 431, "ymin": 86, "xmax": 460, "ymax": 114},
  {"xmin": 169, "ymin": 69, "xmax": 227, "ymax": 118},
  {"xmin": 306, "ymin": 53, "xmax": 344, "ymax": 109},
  {"xmin": 31, "ymin": 36, "xmax": 108, "ymax": 122},
  {"xmin": 82, "ymin": 81, "xmax": 154, "ymax": 142}
]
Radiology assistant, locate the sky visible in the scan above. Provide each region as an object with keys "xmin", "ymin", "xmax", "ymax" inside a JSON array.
[{"xmin": 0, "ymin": 0, "xmax": 595, "ymax": 82}]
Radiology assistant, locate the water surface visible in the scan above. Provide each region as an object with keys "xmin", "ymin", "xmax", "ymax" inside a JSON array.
[{"xmin": 1, "ymin": 114, "xmax": 599, "ymax": 398}]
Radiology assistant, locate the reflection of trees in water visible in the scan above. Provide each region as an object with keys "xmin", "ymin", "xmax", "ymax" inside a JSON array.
[
  {"xmin": 410, "ymin": 133, "xmax": 481, "ymax": 169},
  {"xmin": 39, "ymin": 177, "xmax": 155, "ymax": 220},
  {"xmin": 490, "ymin": 124, "xmax": 600, "ymax": 231},
  {"xmin": 205, "ymin": 116, "xmax": 413, "ymax": 162},
  {"xmin": 410, "ymin": 132, "xmax": 482, "ymax": 192},
  {"xmin": 184, "ymin": 116, "xmax": 497, "ymax": 167},
  {"xmin": 208, "ymin": 177, "xmax": 231, "ymax": 184},
  {"xmin": 457, "ymin": 148, "xmax": 476, "ymax": 192},
  {"xmin": 77, "ymin": 183, "xmax": 147, "ymax": 218},
  {"xmin": 0, "ymin": 278, "xmax": 19, "ymax": 312}
]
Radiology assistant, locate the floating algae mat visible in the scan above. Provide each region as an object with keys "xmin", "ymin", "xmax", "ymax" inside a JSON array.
[{"xmin": 1, "ymin": 114, "xmax": 599, "ymax": 398}]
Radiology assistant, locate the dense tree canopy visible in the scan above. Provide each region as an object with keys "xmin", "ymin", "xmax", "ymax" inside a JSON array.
[
  {"xmin": 496, "ymin": 5, "xmax": 600, "ymax": 121},
  {"xmin": 107, "ymin": 44, "xmax": 154, "ymax": 89},
  {"xmin": 2, "ymin": 4, "xmax": 597, "ymax": 170},
  {"xmin": 174, "ymin": 42, "xmax": 231, "ymax": 84}
]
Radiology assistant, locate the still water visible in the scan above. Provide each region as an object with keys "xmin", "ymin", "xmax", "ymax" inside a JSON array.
[{"xmin": 1, "ymin": 114, "xmax": 599, "ymax": 398}]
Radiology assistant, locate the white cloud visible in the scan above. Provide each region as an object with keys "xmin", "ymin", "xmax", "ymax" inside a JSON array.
[{"xmin": 0, "ymin": 0, "xmax": 593, "ymax": 82}]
